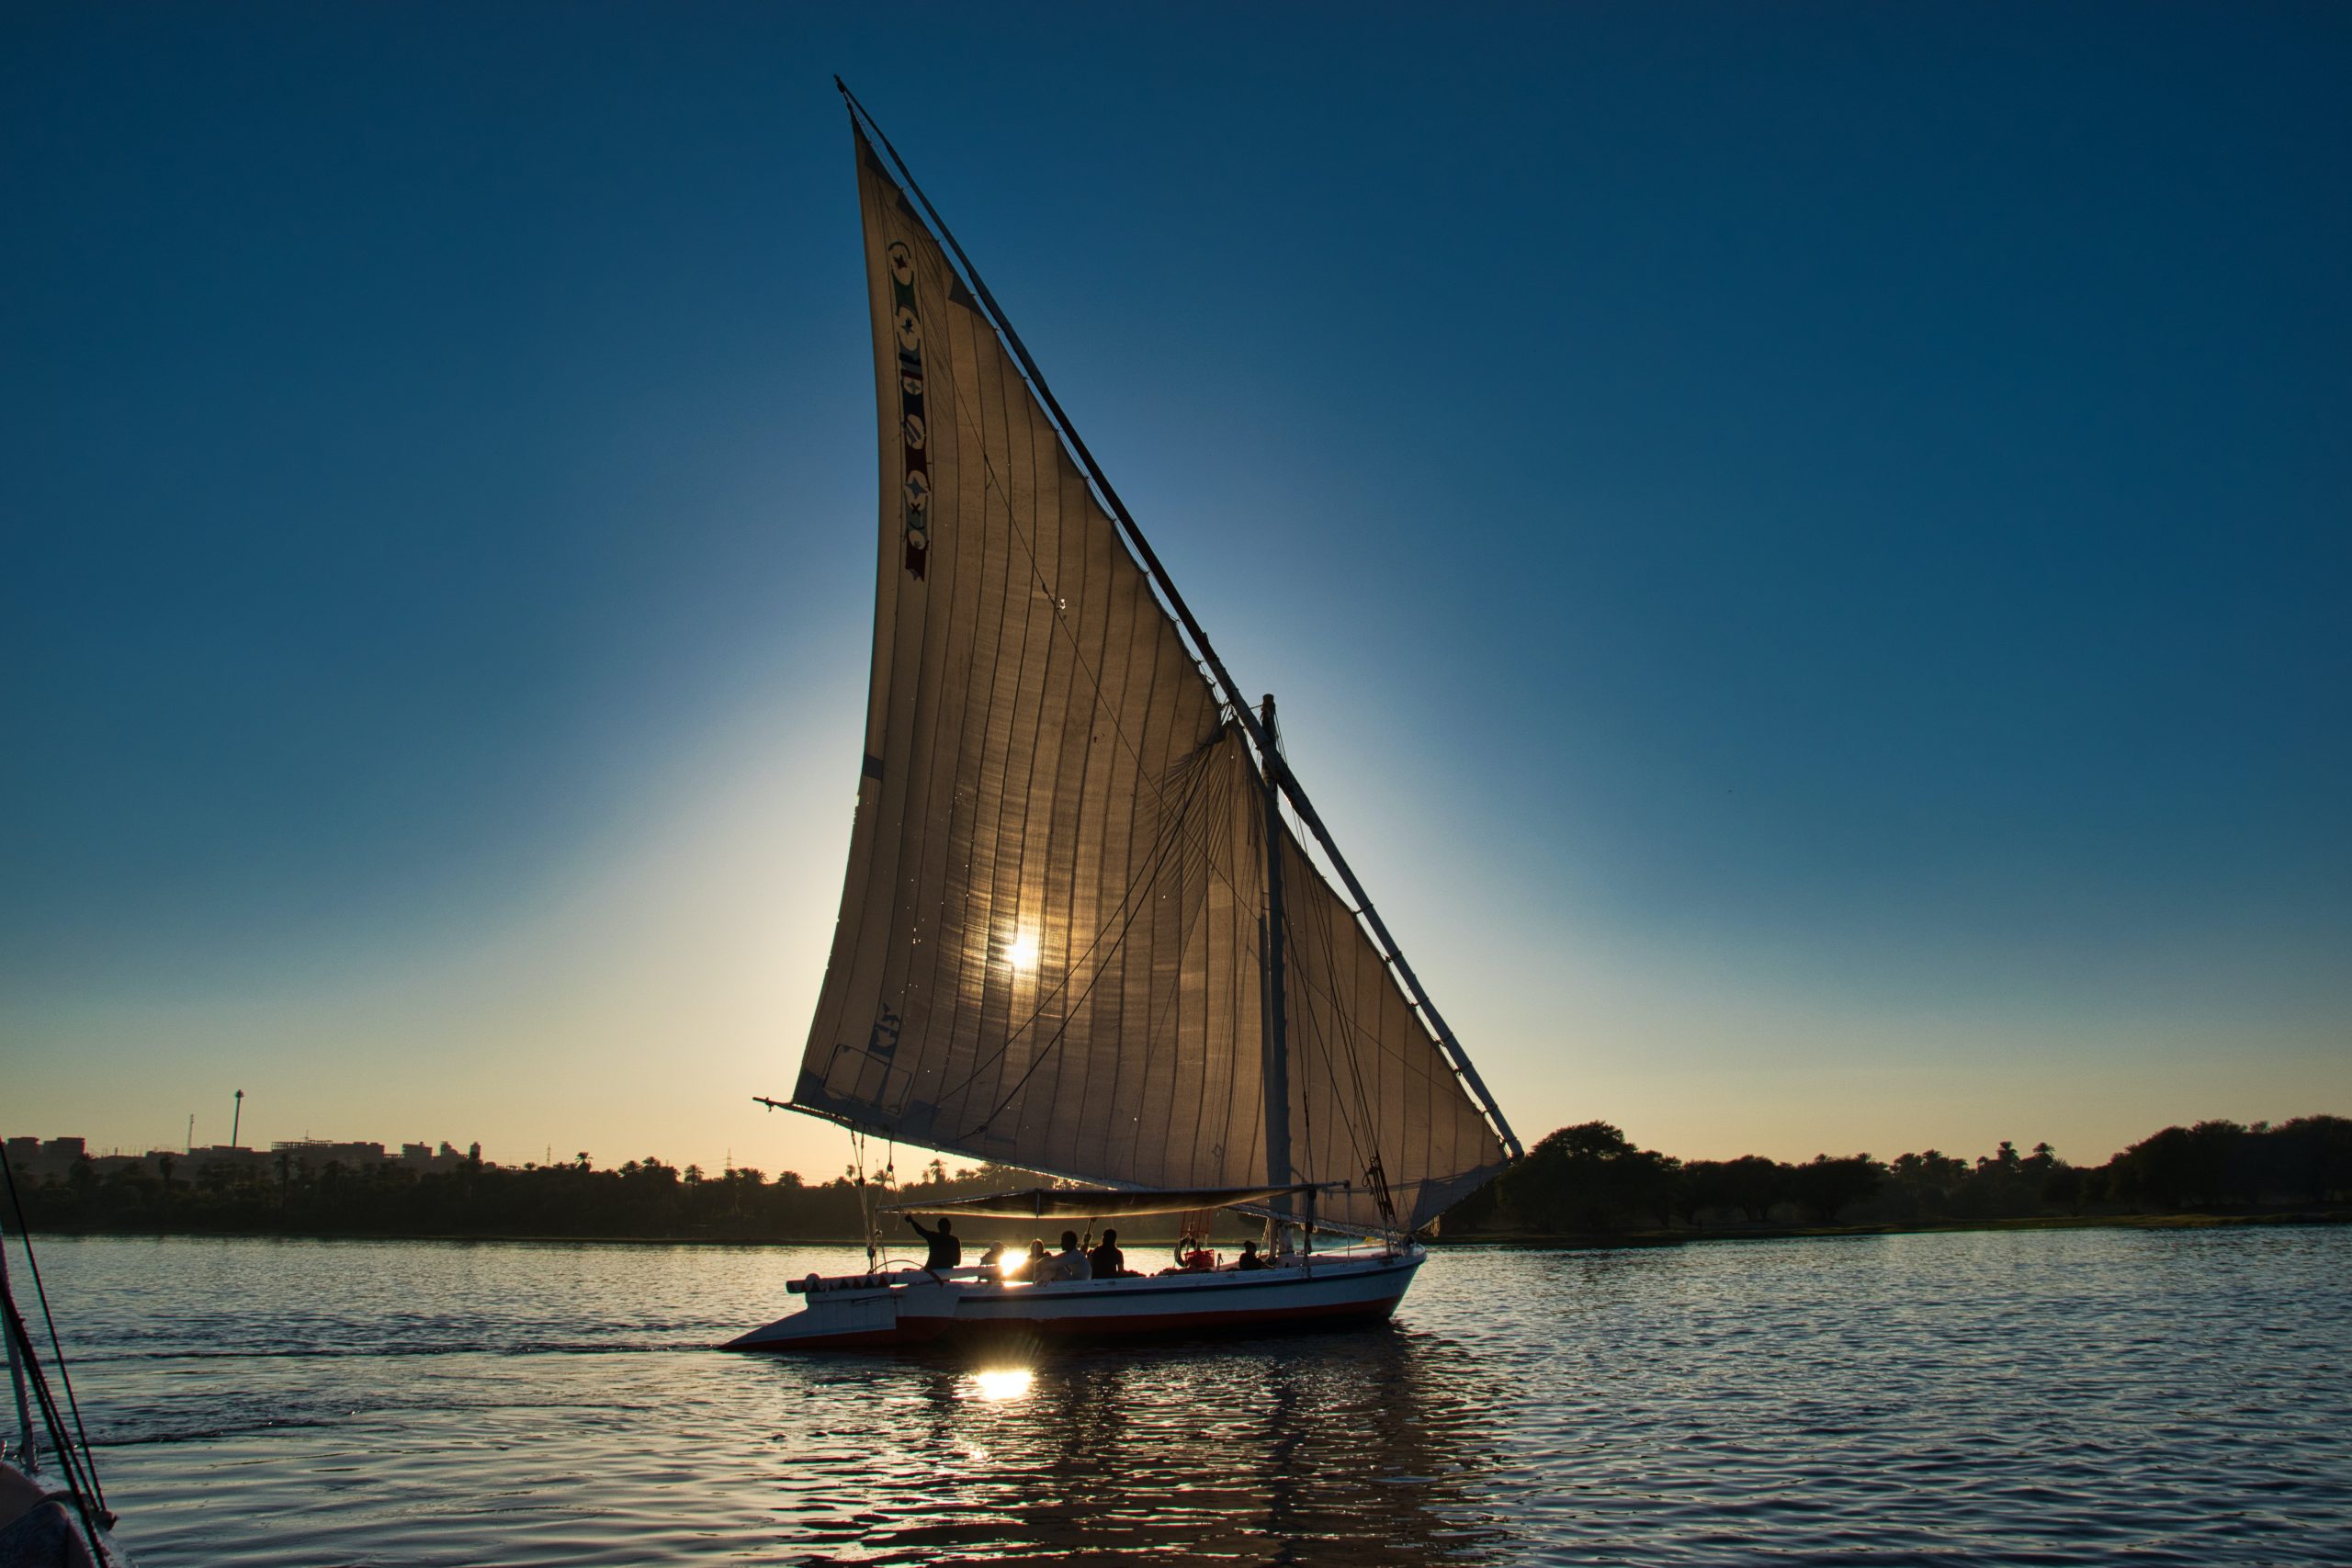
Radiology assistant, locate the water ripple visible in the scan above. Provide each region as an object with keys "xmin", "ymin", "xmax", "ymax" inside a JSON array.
[{"xmin": 19, "ymin": 1226, "xmax": 2352, "ymax": 1564}]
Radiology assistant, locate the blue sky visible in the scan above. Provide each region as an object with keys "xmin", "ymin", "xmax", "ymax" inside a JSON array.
[{"xmin": 5, "ymin": 3, "xmax": 2346, "ymax": 1176}]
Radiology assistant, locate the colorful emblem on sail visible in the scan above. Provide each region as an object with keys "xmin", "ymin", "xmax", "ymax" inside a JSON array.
[{"xmin": 887, "ymin": 240, "xmax": 930, "ymax": 578}]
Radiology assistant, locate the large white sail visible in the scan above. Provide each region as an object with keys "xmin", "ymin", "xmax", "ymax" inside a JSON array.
[{"xmin": 793, "ymin": 127, "xmax": 1505, "ymax": 1232}]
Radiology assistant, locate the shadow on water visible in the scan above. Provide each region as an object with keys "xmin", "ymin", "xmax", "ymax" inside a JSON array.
[{"xmin": 746, "ymin": 1325, "xmax": 1512, "ymax": 1566}]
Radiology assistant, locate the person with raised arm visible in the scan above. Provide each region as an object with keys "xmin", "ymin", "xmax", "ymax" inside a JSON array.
[{"xmin": 903, "ymin": 1213, "xmax": 961, "ymax": 1272}]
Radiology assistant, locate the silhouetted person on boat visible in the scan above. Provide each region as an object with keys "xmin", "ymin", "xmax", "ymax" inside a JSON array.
[
  {"xmin": 1013, "ymin": 1239, "xmax": 1048, "ymax": 1280},
  {"xmin": 1171, "ymin": 1230, "xmax": 1215, "ymax": 1271},
  {"xmin": 1232, "ymin": 1239, "xmax": 1267, "ymax": 1271},
  {"xmin": 978, "ymin": 1241, "xmax": 1004, "ymax": 1273},
  {"xmin": 1034, "ymin": 1229, "xmax": 1092, "ymax": 1282},
  {"xmin": 1088, "ymin": 1228, "xmax": 1126, "ymax": 1278},
  {"xmin": 904, "ymin": 1214, "xmax": 961, "ymax": 1271}
]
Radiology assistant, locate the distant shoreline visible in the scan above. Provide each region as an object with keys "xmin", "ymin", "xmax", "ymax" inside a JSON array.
[
  {"xmin": 1449, "ymin": 1207, "xmax": 2352, "ymax": 1248},
  {"xmin": 20, "ymin": 1208, "xmax": 2347, "ymax": 1249}
]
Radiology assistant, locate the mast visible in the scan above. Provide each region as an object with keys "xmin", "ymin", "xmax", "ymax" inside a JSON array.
[
  {"xmin": 833, "ymin": 79, "xmax": 1523, "ymax": 1164},
  {"xmin": 1258, "ymin": 694, "xmax": 1292, "ymax": 1229}
]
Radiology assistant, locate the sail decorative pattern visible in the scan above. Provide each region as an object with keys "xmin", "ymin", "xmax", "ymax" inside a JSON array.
[{"xmin": 795, "ymin": 129, "xmax": 1504, "ymax": 1232}]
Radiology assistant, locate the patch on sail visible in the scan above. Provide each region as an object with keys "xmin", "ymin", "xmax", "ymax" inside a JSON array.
[
  {"xmin": 818, "ymin": 1044, "xmax": 912, "ymax": 1116},
  {"xmin": 885, "ymin": 239, "xmax": 931, "ymax": 578}
]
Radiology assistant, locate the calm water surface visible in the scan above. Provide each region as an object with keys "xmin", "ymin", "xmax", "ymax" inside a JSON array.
[{"xmin": 25, "ymin": 1226, "xmax": 2352, "ymax": 1565}]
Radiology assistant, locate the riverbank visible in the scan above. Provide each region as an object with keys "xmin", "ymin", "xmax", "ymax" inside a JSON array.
[{"xmin": 1446, "ymin": 1207, "xmax": 2352, "ymax": 1248}]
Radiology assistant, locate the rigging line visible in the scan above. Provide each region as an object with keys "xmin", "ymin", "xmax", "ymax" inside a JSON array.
[
  {"xmin": 1096, "ymin": 729, "xmax": 1236, "ymax": 1166},
  {"xmin": 839, "ymin": 81, "xmax": 1519, "ymax": 1162},
  {"xmin": 1283, "ymin": 891, "xmax": 1374, "ymax": 1189},
  {"xmin": 934, "ymin": 298, "xmax": 1115, "ymax": 1026},
  {"xmin": 933, "ymin": 319, "xmax": 1211, "ymax": 816},
  {"xmin": 1268, "ymin": 801, "xmax": 1464, "ymax": 1112},
  {"xmin": 1293, "ymin": 844, "xmax": 1383, "ymax": 1146},
  {"xmin": 0, "ymin": 1158, "xmax": 105, "ymax": 1518},
  {"xmin": 946, "ymin": 732, "xmax": 1204, "ymax": 1100},
  {"xmin": 1263, "ymin": 795, "xmax": 1430, "ymax": 1042},
  {"xmin": 0, "ymin": 1291, "xmax": 109, "ymax": 1561},
  {"xmin": 849, "ymin": 1130, "xmax": 880, "ymax": 1271},
  {"xmin": 926, "ymin": 728, "xmax": 1228, "ymax": 1111},
  {"xmin": 1051, "ymin": 739, "xmax": 1213, "ymax": 1171},
  {"xmin": 1282, "ymin": 903, "xmax": 1351, "ymax": 1159},
  {"xmin": 947, "ymin": 738, "xmax": 1226, "ymax": 1144},
  {"xmin": 929, "ymin": 326, "xmax": 1267, "ymax": 987},
  {"xmin": 947, "ymin": 738, "xmax": 1225, "ymax": 1144}
]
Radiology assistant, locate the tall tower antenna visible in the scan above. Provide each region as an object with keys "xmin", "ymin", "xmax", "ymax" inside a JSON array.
[{"xmin": 231, "ymin": 1089, "xmax": 243, "ymax": 1149}]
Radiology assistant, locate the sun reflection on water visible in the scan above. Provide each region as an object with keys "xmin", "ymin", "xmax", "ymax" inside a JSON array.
[{"xmin": 966, "ymin": 1366, "xmax": 1035, "ymax": 1403}]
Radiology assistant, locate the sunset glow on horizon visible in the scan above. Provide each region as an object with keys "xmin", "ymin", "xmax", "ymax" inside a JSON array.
[{"xmin": 3, "ymin": 5, "xmax": 2344, "ymax": 1183}]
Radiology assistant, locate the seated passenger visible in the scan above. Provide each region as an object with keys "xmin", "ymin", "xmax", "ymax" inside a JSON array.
[
  {"xmin": 978, "ymin": 1241, "xmax": 1005, "ymax": 1274},
  {"xmin": 1170, "ymin": 1230, "xmax": 1216, "ymax": 1271},
  {"xmin": 1035, "ymin": 1229, "xmax": 1093, "ymax": 1282},
  {"xmin": 1231, "ymin": 1238, "xmax": 1267, "ymax": 1271},
  {"xmin": 1011, "ymin": 1239, "xmax": 1047, "ymax": 1280},
  {"xmin": 1087, "ymin": 1227, "xmax": 1127, "ymax": 1279}
]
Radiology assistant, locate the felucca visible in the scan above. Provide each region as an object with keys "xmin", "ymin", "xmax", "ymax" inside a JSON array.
[{"xmin": 729, "ymin": 83, "xmax": 1521, "ymax": 1352}]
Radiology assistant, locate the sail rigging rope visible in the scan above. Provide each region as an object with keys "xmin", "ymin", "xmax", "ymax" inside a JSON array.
[
  {"xmin": 2, "ymin": 1159, "xmax": 113, "ymax": 1559},
  {"xmin": 924, "ymin": 311, "xmax": 1295, "ymax": 1095},
  {"xmin": 922, "ymin": 733, "xmax": 1219, "ymax": 1115},
  {"xmin": 848, "ymin": 1129, "xmax": 880, "ymax": 1271},
  {"xmin": 932, "ymin": 333, "xmax": 1216, "ymax": 821},
  {"xmin": 943, "ymin": 731, "xmax": 1232, "ymax": 1144},
  {"xmin": 1299, "ymin": 849, "xmax": 1385, "ymax": 1146},
  {"xmin": 1294, "ymin": 860, "xmax": 1394, "ymax": 1220}
]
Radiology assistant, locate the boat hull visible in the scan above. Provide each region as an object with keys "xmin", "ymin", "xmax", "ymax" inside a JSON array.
[
  {"xmin": 723, "ymin": 1277, "xmax": 960, "ymax": 1351},
  {"xmin": 724, "ymin": 1250, "xmax": 1424, "ymax": 1352}
]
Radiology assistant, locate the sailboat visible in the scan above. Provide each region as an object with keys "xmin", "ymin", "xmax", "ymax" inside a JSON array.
[{"xmin": 727, "ymin": 84, "xmax": 1522, "ymax": 1352}]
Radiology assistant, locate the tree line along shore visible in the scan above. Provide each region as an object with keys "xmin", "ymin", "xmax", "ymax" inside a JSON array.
[{"xmin": 7, "ymin": 1114, "xmax": 2345, "ymax": 1246}]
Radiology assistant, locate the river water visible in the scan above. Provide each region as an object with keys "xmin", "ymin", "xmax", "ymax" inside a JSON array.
[{"xmin": 18, "ymin": 1225, "xmax": 2350, "ymax": 1565}]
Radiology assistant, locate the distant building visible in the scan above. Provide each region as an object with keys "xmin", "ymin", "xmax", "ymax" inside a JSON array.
[
  {"xmin": 187, "ymin": 1145, "xmax": 273, "ymax": 1174},
  {"xmin": 11, "ymin": 1133, "xmax": 491, "ymax": 1181},
  {"xmin": 272, "ymin": 1139, "xmax": 389, "ymax": 1168},
  {"xmin": 5, "ymin": 1136, "xmax": 92, "ymax": 1180}
]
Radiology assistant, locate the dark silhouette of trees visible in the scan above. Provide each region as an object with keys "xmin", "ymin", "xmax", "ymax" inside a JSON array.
[
  {"xmin": 1787, "ymin": 1155, "xmax": 1882, "ymax": 1223},
  {"xmin": 1442, "ymin": 1113, "xmax": 2348, "ymax": 1238},
  {"xmin": 2102, "ymin": 1116, "xmax": 2352, "ymax": 1210},
  {"xmin": 1451, "ymin": 1122, "xmax": 1679, "ymax": 1235},
  {"xmin": 6, "ymin": 1152, "xmax": 1052, "ymax": 1243},
  {"xmin": 2041, "ymin": 1165, "xmax": 2087, "ymax": 1214},
  {"xmin": 14, "ymin": 1117, "xmax": 2345, "ymax": 1243},
  {"xmin": 1677, "ymin": 1156, "xmax": 1787, "ymax": 1223}
]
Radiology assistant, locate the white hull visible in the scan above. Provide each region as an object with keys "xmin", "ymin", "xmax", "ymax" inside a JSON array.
[{"xmin": 724, "ymin": 1247, "xmax": 1424, "ymax": 1352}]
